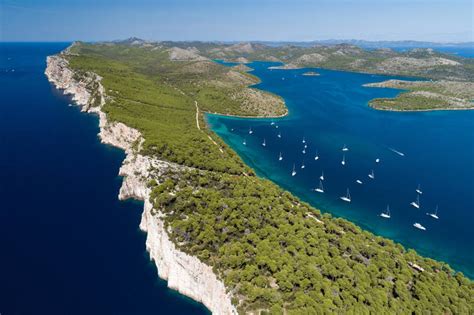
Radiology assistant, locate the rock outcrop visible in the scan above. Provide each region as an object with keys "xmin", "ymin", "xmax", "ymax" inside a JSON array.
[{"xmin": 45, "ymin": 51, "xmax": 237, "ymax": 315}]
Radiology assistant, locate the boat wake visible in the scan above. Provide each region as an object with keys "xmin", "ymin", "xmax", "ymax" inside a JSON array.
[{"xmin": 388, "ymin": 147, "xmax": 405, "ymax": 157}]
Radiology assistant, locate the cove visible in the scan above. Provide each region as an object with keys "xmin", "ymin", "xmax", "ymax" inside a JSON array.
[{"xmin": 207, "ymin": 61, "xmax": 474, "ymax": 278}]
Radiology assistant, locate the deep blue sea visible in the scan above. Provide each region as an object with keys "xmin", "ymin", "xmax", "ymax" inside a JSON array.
[
  {"xmin": 0, "ymin": 43, "xmax": 209, "ymax": 314},
  {"xmin": 208, "ymin": 62, "xmax": 474, "ymax": 278}
]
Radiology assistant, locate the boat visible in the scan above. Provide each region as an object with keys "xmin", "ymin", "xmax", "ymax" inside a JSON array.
[
  {"xmin": 315, "ymin": 180, "xmax": 324, "ymax": 193},
  {"xmin": 302, "ymin": 137, "xmax": 306, "ymax": 144},
  {"xmin": 302, "ymin": 149, "xmax": 306, "ymax": 154},
  {"xmin": 304, "ymin": 144, "xmax": 308, "ymax": 149},
  {"xmin": 270, "ymin": 121, "xmax": 275, "ymax": 126},
  {"xmin": 262, "ymin": 138, "xmax": 266, "ymax": 147},
  {"xmin": 314, "ymin": 150, "xmax": 319, "ymax": 160},
  {"xmin": 320, "ymin": 171, "xmax": 324, "ymax": 181},
  {"xmin": 410, "ymin": 194, "xmax": 420, "ymax": 209},
  {"xmin": 342, "ymin": 144, "xmax": 349, "ymax": 152},
  {"xmin": 275, "ymin": 125, "xmax": 279, "ymax": 129},
  {"xmin": 427, "ymin": 205, "xmax": 439, "ymax": 219},
  {"xmin": 277, "ymin": 132, "xmax": 281, "ymax": 138},
  {"xmin": 416, "ymin": 184, "xmax": 423, "ymax": 195},
  {"xmin": 248, "ymin": 127, "xmax": 253, "ymax": 135},
  {"xmin": 340, "ymin": 188, "xmax": 351, "ymax": 202},
  {"xmin": 356, "ymin": 179, "xmax": 363, "ymax": 184},
  {"xmin": 375, "ymin": 158, "xmax": 380, "ymax": 163},
  {"xmin": 368, "ymin": 170, "xmax": 375, "ymax": 179},
  {"xmin": 278, "ymin": 152, "xmax": 283, "ymax": 161},
  {"xmin": 243, "ymin": 139, "xmax": 247, "ymax": 146},
  {"xmin": 341, "ymin": 154, "xmax": 346, "ymax": 166},
  {"xmin": 380, "ymin": 205, "xmax": 391, "ymax": 219},
  {"xmin": 291, "ymin": 164, "xmax": 297, "ymax": 176},
  {"xmin": 301, "ymin": 161, "xmax": 305, "ymax": 169},
  {"xmin": 413, "ymin": 223, "xmax": 426, "ymax": 231}
]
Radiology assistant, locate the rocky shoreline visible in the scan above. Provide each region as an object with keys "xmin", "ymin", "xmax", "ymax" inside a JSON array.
[{"xmin": 45, "ymin": 52, "xmax": 237, "ymax": 315}]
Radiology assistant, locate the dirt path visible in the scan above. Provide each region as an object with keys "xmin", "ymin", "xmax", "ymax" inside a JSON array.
[{"xmin": 195, "ymin": 101, "xmax": 224, "ymax": 154}]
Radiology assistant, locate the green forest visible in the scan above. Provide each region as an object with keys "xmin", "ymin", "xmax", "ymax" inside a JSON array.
[{"xmin": 65, "ymin": 41, "xmax": 473, "ymax": 314}]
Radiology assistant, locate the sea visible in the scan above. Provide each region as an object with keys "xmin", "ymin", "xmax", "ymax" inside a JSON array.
[
  {"xmin": 0, "ymin": 43, "xmax": 209, "ymax": 314},
  {"xmin": 208, "ymin": 61, "xmax": 474, "ymax": 279},
  {"xmin": 1, "ymin": 42, "xmax": 472, "ymax": 314}
]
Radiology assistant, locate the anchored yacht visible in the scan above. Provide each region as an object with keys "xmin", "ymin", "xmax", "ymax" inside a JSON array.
[
  {"xmin": 340, "ymin": 189, "xmax": 351, "ymax": 202},
  {"xmin": 380, "ymin": 205, "xmax": 391, "ymax": 219},
  {"xmin": 410, "ymin": 194, "xmax": 420, "ymax": 209},
  {"xmin": 413, "ymin": 223, "xmax": 426, "ymax": 231}
]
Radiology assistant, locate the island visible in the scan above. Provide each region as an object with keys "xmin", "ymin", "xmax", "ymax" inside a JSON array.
[
  {"xmin": 186, "ymin": 41, "xmax": 474, "ymax": 111},
  {"xmin": 364, "ymin": 79, "xmax": 474, "ymax": 111},
  {"xmin": 45, "ymin": 40, "xmax": 473, "ymax": 314}
]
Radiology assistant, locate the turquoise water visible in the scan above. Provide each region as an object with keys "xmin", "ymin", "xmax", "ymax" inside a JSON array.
[{"xmin": 207, "ymin": 62, "xmax": 474, "ymax": 278}]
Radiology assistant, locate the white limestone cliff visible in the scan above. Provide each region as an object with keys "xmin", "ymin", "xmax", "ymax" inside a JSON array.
[{"xmin": 45, "ymin": 52, "xmax": 238, "ymax": 315}]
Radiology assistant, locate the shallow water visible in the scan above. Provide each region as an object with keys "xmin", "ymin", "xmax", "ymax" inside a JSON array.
[
  {"xmin": 208, "ymin": 62, "xmax": 474, "ymax": 278},
  {"xmin": 0, "ymin": 43, "xmax": 209, "ymax": 314}
]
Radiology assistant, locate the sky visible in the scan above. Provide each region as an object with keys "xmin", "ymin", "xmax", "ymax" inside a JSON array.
[{"xmin": 1, "ymin": 0, "xmax": 473, "ymax": 42}]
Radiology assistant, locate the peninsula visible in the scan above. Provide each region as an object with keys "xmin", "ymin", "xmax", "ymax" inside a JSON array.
[{"xmin": 46, "ymin": 40, "xmax": 473, "ymax": 314}]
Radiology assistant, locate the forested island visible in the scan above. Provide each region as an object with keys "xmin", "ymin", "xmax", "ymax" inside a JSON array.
[{"xmin": 46, "ymin": 40, "xmax": 473, "ymax": 314}]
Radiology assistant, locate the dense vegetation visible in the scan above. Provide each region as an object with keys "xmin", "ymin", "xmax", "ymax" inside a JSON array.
[
  {"xmin": 151, "ymin": 170, "xmax": 473, "ymax": 314},
  {"xmin": 63, "ymin": 41, "xmax": 474, "ymax": 314}
]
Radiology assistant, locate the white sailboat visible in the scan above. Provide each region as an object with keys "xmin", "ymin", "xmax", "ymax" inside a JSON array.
[
  {"xmin": 302, "ymin": 149, "xmax": 306, "ymax": 154},
  {"xmin": 315, "ymin": 180, "xmax": 324, "ymax": 193},
  {"xmin": 416, "ymin": 184, "xmax": 423, "ymax": 195},
  {"xmin": 270, "ymin": 121, "xmax": 275, "ymax": 126},
  {"xmin": 410, "ymin": 194, "xmax": 420, "ymax": 209},
  {"xmin": 427, "ymin": 205, "xmax": 439, "ymax": 219},
  {"xmin": 243, "ymin": 138, "xmax": 247, "ymax": 146},
  {"xmin": 301, "ymin": 161, "xmax": 305, "ymax": 169},
  {"xmin": 368, "ymin": 170, "xmax": 375, "ymax": 179},
  {"xmin": 375, "ymin": 158, "xmax": 380, "ymax": 163},
  {"xmin": 291, "ymin": 164, "xmax": 297, "ymax": 176},
  {"xmin": 413, "ymin": 223, "xmax": 426, "ymax": 231},
  {"xmin": 356, "ymin": 179, "xmax": 363, "ymax": 184},
  {"xmin": 248, "ymin": 127, "xmax": 253, "ymax": 135},
  {"xmin": 340, "ymin": 188, "xmax": 351, "ymax": 202},
  {"xmin": 262, "ymin": 138, "xmax": 266, "ymax": 147},
  {"xmin": 278, "ymin": 152, "xmax": 283, "ymax": 161},
  {"xmin": 314, "ymin": 151, "xmax": 319, "ymax": 160},
  {"xmin": 320, "ymin": 171, "xmax": 324, "ymax": 181},
  {"xmin": 302, "ymin": 137, "xmax": 306, "ymax": 144},
  {"xmin": 380, "ymin": 205, "xmax": 391, "ymax": 219},
  {"xmin": 277, "ymin": 132, "xmax": 281, "ymax": 138},
  {"xmin": 341, "ymin": 154, "xmax": 346, "ymax": 166},
  {"xmin": 342, "ymin": 144, "xmax": 349, "ymax": 152},
  {"xmin": 304, "ymin": 144, "xmax": 308, "ymax": 149},
  {"xmin": 275, "ymin": 125, "xmax": 279, "ymax": 129}
]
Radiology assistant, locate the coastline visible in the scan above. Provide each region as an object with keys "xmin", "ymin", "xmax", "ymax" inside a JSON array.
[
  {"xmin": 43, "ymin": 45, "xmax": 474, "ymax": 312},
  {"xmin": 369, "ymin": 104, "xmax": 474, "ymax": 112},
  {"xmin": 204, "ymin": 108, "xmax": 289, "ymax": 120},
  {"xmin": 45, "ymin": 52, "xmax": 238, "ymax": 315}
]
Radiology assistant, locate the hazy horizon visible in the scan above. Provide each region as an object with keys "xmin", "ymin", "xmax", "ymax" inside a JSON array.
[{"xmin": 1, "ymin": 0, "xmax": 473, "ymax": 43}]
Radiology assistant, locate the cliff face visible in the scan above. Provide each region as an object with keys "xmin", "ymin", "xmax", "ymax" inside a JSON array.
[{"xmin": 45, "ymin": 53, "xmax": 237, "ymax": 315}]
